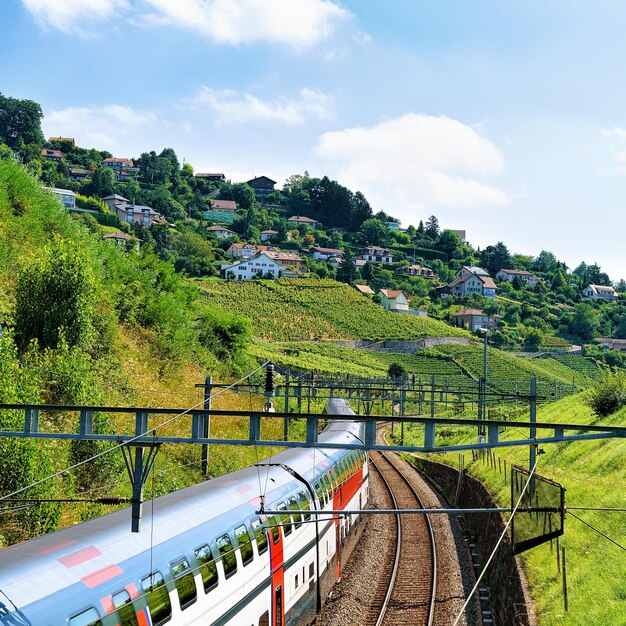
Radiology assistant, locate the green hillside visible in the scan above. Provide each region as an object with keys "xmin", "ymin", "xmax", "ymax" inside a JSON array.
[
  {"xmin": 421, "ymin": 394, "xmax": 626, "ymax": 625},
  {"xmin": 198, "ymin": 277, "xmax": 468, "ymax": 341}
]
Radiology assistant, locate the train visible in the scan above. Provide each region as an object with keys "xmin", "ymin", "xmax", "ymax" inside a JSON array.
[{"xmin": 0, "ymin": 398, "xmax": 368, "ymax": 626}]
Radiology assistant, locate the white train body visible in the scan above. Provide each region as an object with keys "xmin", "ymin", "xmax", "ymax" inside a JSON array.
[{"xmin": 0, "ymin": 399, "xmax": 367, "ymax": 626}]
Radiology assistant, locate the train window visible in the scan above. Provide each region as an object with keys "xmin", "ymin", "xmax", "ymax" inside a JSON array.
[
  {"xmin": 277, "ymin": 503, "xmax": 292, "ymax": 536},
  {"xmin": 297, "ymin": 491, "xmax": 311, "ymax": 520},
  {"xmin": 235, "ymin": 524, "xmax": 254, "ymax": 566},
  {"xmin": 251, "ymin": 518, "xmax": 268, "ymax": 555},
  {"xmin": 313, "ymin": 481, "xmax": 324, "ymax": 505},
  {"xmin": 68, "ymin": 608, "xmax": 101, "ymax": 626},
  {"xmin": 321, "ymin": 475, "xmax": 332, "ymax": 502},
  {"xmin": 171, "ymin": 558, "xmax": 197, "ymax": 610},
  {"xmin": 267, "ymin": 516, "xmax": 280, "ymax": 544},
  {"xmin": 287, "ymin": 497, "xmax": 302, "ymax": 528},
  {"xmin": 195, "ymin": 545, "xmax": 219, "ymax": 593},
  {"xmin": 294, "ymin": 573, "xmax": 299, "ymax": 589},
  {"xmin": 140, "ymin": 572, "xmax": 172, "ymax": 626},
  {"xmin": 259, "ymin": 611, "xmax": 270, "ymax": 626},
  {"xmin": 217, "ymin": 534, "xmax": 238, "ymax": 578},
  {"xmin": 112, "ymin": 590, "xmax": 138, "ymax": 626}
]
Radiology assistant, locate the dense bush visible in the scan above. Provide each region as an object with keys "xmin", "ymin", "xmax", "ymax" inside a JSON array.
[{"xmin": 585, "ymin": 371, "xmax": 626, "ymax": 417}]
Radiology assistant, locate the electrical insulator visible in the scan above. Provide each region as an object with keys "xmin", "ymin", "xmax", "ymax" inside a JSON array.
[{"xmin": 264, "ymin": 362, "xmax": 275, "ymax": 395}]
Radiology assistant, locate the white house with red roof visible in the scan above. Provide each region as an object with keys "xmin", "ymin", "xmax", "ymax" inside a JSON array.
[
  {"xmin": 379, "ymin": 289, "xmax": 410, "ymax": 311},
  {"xmin": 582, "ymin": 284, "xmax": 617, "ymax": 301},
  {"xmin": 221, "ymin": 250, "xmax": 302, "ymax": 280},
  {"xmin": 496, "ymin": 268, "xmax": 539, "ymax": 286},
  {"xmin": 102, "ymin": 157, "xmax": 134, "ymax": 170},
  {"xmin": 358, "ymin": 246, "xmax": 393, "ymax": 264},
  {"xmin": 287, "ymin": 215, "xmax": 320, "ymax": 228},
  {"xmin": 207, "ymin": 225, "xmax": 236, "ymax": 239}
]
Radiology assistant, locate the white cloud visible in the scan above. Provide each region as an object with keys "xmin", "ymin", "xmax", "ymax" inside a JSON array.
[
  {"xmin": 189, "ymin": 86, "xmax": 334, "ymax": 125},
  {"xmin": 21, "ymin": 0, "xmax": 128, "ymax": 36},
  {"xmin": 43, "ymin": 105, "xmax": 156, "ymax": 152},
  {"xmin": 600, "ymin": 126, "xmax": 626, "ymax": 175},
  {"xmin": 142, "ymin": 0, "xmax": 350, "ymax": 47},
  {"xmin": 315, "ymin": 113, "xmax": 510, "ymax": 222}
]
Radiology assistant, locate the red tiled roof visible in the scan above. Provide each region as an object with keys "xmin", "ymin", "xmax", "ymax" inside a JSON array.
[
  {"xmin": 499, "ymin": 269, "xmax": 535, "ymax": 276},
  {"xmin": 312, "ymin": 247, "xmax": 343, "ymax": 255},
  {"xmin": 103, "ymin": 157, "xmax": 133, "ymax": 164},
  {"xmin": 379, "ymin": 289, "xmax": 408, "ymax": 300},
  {"xmin": 40, "ymin": 149, "xmax": 63, "ymax": 158},
  {"xmin": 288, "ymin": 215, "xmax": 319, "ymax": 223},
  {"xmin": 479, "ymin": 276, "xmax": 498, "ymax": 289},
  {"xmin": 210, "ymin": 199, "xmax": 237, "ymax": 211},
  {"xmin": 354, "ymin": 284, "xmax": 375, "ymax": 295},
  {"xmin": 207, "ymin": 225, "xmax": 235, "ymax": 233},
  {"xmin": 452, "ymin": 309, "xmax": 485, "ymax": 316}
]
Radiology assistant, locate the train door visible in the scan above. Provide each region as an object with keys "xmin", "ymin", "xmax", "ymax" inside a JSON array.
[{"xmin": 268, "ymin": 517, "xmax": 284, "ymax": 626}]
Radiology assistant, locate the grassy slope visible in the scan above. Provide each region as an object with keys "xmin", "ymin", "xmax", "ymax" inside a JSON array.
[
  {"xmin": 198, "ymin": 277, "xmax": 468, "ymax": 341},
  {"xmin": 415, "ymin": 394, "xmax": 626, "ymax": 625}
]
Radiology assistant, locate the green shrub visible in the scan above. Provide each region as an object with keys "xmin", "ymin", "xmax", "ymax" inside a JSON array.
[
  {"xmin": 197, "ymin": 308, "xmax": 251, "ymax": 363},
  {"xmin": 585, "ymin": 371, "xmax": 626, "ymax": 417}
]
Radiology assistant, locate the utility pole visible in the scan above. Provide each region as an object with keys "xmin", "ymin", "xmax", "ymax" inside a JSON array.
[{"xmin": 201, "ymin": 375, "xmax": 212, "ymax": 479}]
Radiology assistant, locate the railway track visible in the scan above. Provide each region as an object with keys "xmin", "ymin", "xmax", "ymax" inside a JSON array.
[{"xmin": 368, "ymin": 451, "xmax": 438, "ymax": 626}]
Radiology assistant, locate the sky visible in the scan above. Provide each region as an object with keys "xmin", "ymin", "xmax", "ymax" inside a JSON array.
[{"xmin": 2, "ymin": 0, "xmax": 626, "ymax": 279}]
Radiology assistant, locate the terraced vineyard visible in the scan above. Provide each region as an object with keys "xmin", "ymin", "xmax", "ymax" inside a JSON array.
[
  {"xmin": 249, "ymin": 341, "xmax": 470, "ymax": 380},
  {"xmin": 431, "ymin": 344, "xmax": 582, "ymax": 399},
  {"xmin": 548, "ymin": 354, "xmax": 605, "ymax": 380},
  {"xmin": 198, "ymin": 278, "xmax": 468, "ymax": 341}
]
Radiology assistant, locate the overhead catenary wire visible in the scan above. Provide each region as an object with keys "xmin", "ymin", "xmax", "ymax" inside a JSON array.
[
  {"xmin": 451, "ymin": 458, "xmax": 539, "ymax": 626},
  {"xmin": 567, "ymin": 510, "xmax": 626, "ymax": 552},
  {"xmin": 0, "ymin": 362, "xmax": 270, "ymax": 504}
]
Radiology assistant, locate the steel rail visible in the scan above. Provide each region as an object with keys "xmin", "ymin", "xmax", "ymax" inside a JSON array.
[{"xmin": 370, "ymin": 451, "xmax": 438, "ymax": 626}]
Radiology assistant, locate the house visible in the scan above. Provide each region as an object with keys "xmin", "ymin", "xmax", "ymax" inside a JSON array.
[
  {"xmin": 103, "ymin": 231, "xmax": 140, "ymax": 251},
  {"xmin": 51, "ymin": 187, "xmax": 76, "ymax": 209},
  {"xmin": 451, "ymin": 309, "xmax": 500, "ymax": 332},
  {"xmin": 287, "ymin": 215, "xmax": 320, "ymax": 229},
  {"xmin": 69, "ymin": 167, "xmax": 89, "ymax": 182},
  {"xmin": 102, "ymin": 194, "xmax": 166, "ymax": 227},
  {"xmin": 582, "ymin": 284, "xmax": 617, "ymax": 301},
  {"xmin": 396, "ymin": 263, "xmax": 436, "ymax": 279},
  {"xmin": 48, "ymin": 136, "xmax": 75, "ymax": 145},
  {"xmin": 221, "ymin": 250, "xmax": 301, "ymax": 280},
  {"xmin": 308, "ymin": 247, "xmax": 344, "ymax": 261},
  {"xmin": 452, "ymin": 230, "xmax": 468, "ymax": 244},
  {"xmin": 440, "ymin": 266, "xmax": 497, "ymax": 300},
  {"xmin": 209, "ymin": 199, "xmax": 237, "ymax": 211},
  {"xmin": 354, "ymin": 284, "xmax": 375, "ymax": 296},
  {"xmin": 207, "ymin": 225, "xmax": 236, "ymax": 239},
  {"xmin": 195, "ymin": 173, "xmax": 226, "ymax": 182},
  {"xmin": 358, "ymin": 246, "xmax": 393, "ymax": 264},
  {"xmin": 594, "ymin": 338, "xmax": 626, "ymax": 352},
  {"xmin": 102, "ymin": 194, "xmax": 130, "ymax": 211},
  {"xmin": 114, "ymin": 169, "xmax": 137, "ymax": 182},
  {"xmin": 246, "ymin": 176, "xmax": 276, "ymax": 201},
  {"xmin": 496, "ymin": 269, "xmax": 539, "ymax": 286},
  {"xmin": 379, "ymin": 289, "xmax": 410, "ymax": 311},
  {"xmin": 385, "ymin": 221, "xmax": 402, "ymax": 231},
  {"xmin": 260, "ymin": 229, "xmax": 279, "ymax": 242},
  {"xmin": 103, "ymin": 157, "xmax": 134, "ymax": 170},
  {"xmin": 226, "ymin": 243, "xmax": 279, "ymax": 258},
  {"xmin": 40, "ymin": 149, "xmax": 63, "ymax": 162}
]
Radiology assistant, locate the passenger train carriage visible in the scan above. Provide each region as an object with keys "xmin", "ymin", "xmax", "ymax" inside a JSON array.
[{"xmin": 0, "ymin": 399, "xmax": 368, "ymax": 626}]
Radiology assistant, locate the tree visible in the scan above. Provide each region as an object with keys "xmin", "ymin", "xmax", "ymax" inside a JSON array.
[
  {"xmin": 569, "ymin": 303, "xmax": 600, "ymax": 340},
  {"xmin": 424, "ymin": 215, "xmax": 440, "ymax": 239},
  {"xmin": 361, "ymin": 218, "xmax": 389, "ymax": 245},
  {"xmin": 616, "ymin": 279, "xmax": 626, "ymax": 293},
  {"xmin": 387, "ymin": 362, "xmax": 406, "ymax": 380},
  {"xmin": 362, "ymin": 261, "xmax": 374, "ymax": 282},
  {"xmin": 336, "ymin": 250, "xmax": 357, "ymax": 285},
  {"xmin": 0, "ymin": 92, "xmax": 44, "ymax": 149},
  {"xmin": 232, "ymin": 182, "xmax": 255, "ymax": 210},
  {"xmin": 436, "ymin": 230, "xmax": 462, "ymax": 259},
  {"xmin": 533, "ymin": 250, "xmax": 559, "ymax": 274},
  {"xmin": 482, "ymin": 241, "xmax": 512, "ymax": 275},
  {"xmin": 90, "ymin": 166, "xmax": 115, "ymax": 197},
  {"xmin": 14, "ymin": 241, "xmax": 95, "ymax": 351},
  {"xmin": 551, "ymin": 269, "xmax": 567, "ymax": 291}
]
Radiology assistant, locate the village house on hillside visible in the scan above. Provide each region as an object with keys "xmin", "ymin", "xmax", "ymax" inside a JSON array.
[
  {"xmin": 102, "ymin": 194, "xmax": 167, "ymax": 227},
  {"xmin": 354, "ymin": 284, "xmax": 375, "ymax": 296},
  {"xmin": 69, "ymin": 167, "xmax": 89, "ymax": 182},
  {"xmin": 246, "ymin": 175, "xmax": 276, "ymax": 201},
  {"xmin": 209, "ymin": 199, "xmax": 237, "ymax": 211},
  {"xmin": 451, "ymin": 309, "xmax": 500, "ymax": 331},
  {"xmin": 438, "ymin": 266, "xmax": 497, "ymax": 300},
  {"xmin": 195, "ymin": 173, "xmax": 226, "ymax": 181},
  {"xmin": 103, "ymin": 157, "xmax": 133, "ymax": 170},
  {"xmin": 496, "ymin": 268, "xmax": 539, "ymax": 286},
  {"xmin": 260, "ymin": 229, "xmax": 279, "ymax": 242},
  {"xmin": 207, "ymin": 225, "xmax": 236, "ymax": 239},
  {"xmin": 40, "ymin": 148, "xmax": 63, "ymax": 161},
  {"xmin": 51, "ymin": 187, "xmax": 75, "ymax": 209},
  {"xmin": 452, "ymin": 230, "xmax": 468, "ymax": 244},
  {"xmin": 103, "ymin": 231, "xmax": 140, "ymax": 251},
  {"xmin": 595, "ymin": 337, "xmax": 626, "ymax": 352},
  {"xmin": 379, "ymin": 289, "xmax": 410, "ymax": 311},
  {"xmin": 396, "ymin": 263, "xmax": 436, "ymax": 279},
  {"xmin": 288, "ymin": 215, "xmax": 320, "ymax": 229},
  {"xmin": 221, "ymin": 250, "xmax": 302, "ymax": 280},
  {"xmin": 358, "ymin": 246, "xmax": 393, "ymax": 263},
  {"xmin": 306, "ymin": 246, "xmax": 344, "ymax": 261},
  {"xmin": 582, "ymin": 284, "xmax": 617, "ymax": 301},
  {"xmin": 226, "ymin": 243, "xmax": 280, "ymax": 258}
]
